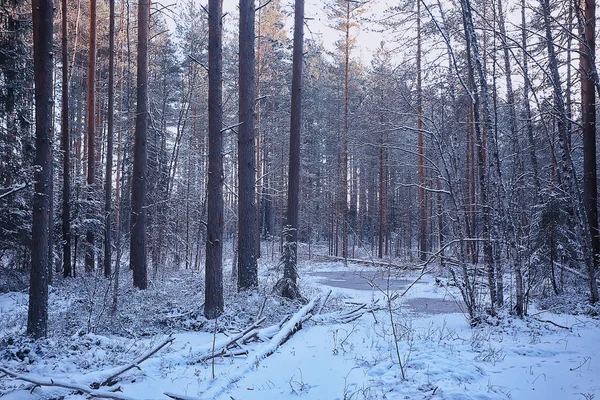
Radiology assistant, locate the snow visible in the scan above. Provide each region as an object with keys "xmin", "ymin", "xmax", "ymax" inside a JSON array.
[{"xmin": 1, "ymin": 261, "xmax": 600, "ymax": 399}]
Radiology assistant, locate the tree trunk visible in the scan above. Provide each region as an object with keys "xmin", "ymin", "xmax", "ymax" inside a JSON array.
[
  {"xmin": 378, "ymin": 130, "xmax": 384, "ymax": 259},
  {"xmin": 497, "ymin": 0, "xmax": 524, "ymax": 316},
  {"xmin": 417, "ymin": 0, "xmax": 427, "ymax": 262},
  {"xmin": 28, "ymin": 0, "xmax": 54, "ymax": 339},
  {"xmin": 61, "ymin": 0, "xmax": 72, "ymax": 278},
  {"xmin": 205, "ymin": 0, "xmax": 224, "ymax": 319},
  {"xmin": 341, "ymin": 2, "xmax": 350, "ymax": 260},
  {"xmin": 130, "ymin": 0, "xmax": 149, "ymax": 290},
  {"xmin": 460, "ymin": 0, "xmax": 496, "ymax": 312},
  {"xmin": 540, "ymin": 0, "xmax": 598, "ymax": 303},
  {"xmin": 238, "ymin": 0, "xmax": 259, "ymax": 290},
  {"xmin": 579, "ymin": 0, "xmax": 600, "ymax": 303},
  {"xmin": 85, "ymin": 0, "xmax": 97, "ymax": 273},
  {"xmin": 281, "ymin": 0, "xmax": 304, "ymax": 299},
  {"xmin": 104, "ymin": 0, "xmax": 115, "ymax": 278}
]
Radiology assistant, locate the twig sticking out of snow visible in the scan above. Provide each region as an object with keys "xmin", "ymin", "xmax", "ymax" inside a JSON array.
[{"xmin": 0, "ymin": 366, "xmax": 138, "ymax": 400}]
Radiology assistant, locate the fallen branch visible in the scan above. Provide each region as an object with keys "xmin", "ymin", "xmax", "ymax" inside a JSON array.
[
  {"xmin": 164, "ymin": 392, "xmax": 202, "ymax": 400},
  {"xmin": 0, "ymin": 183, "xmax": 27, "ymax": 200},
  {"xmin": 0, "ymin": 366, "xmax": 136, "ymax": 400},
  {"xmin": 532, "ymin": 317, "xmax": 572, "ymax": 331},
  {"xmin": 190, "ymin": 298, "xmax": 319, "ymax": 400},
  {"xmin": 101, "ymin": 335, "xmax": 174, "ymax": 386},
  {"xmin": 317, "ymin": 255, "xmax": 417, "ymax": 270},
  {"xmin": 189, "ymin": 317, "xmax": 266, "ymax": 364},
  {"xmin": 317, "ymin": 289, "xmax": 332, "ymax": 315},
  {"xmin": 313, "ymin": 301, "xmax": 382, "ymax": 325},
  {"xmin": 201, "ymin": 348, "xmax": 248, "ymax": 362}
]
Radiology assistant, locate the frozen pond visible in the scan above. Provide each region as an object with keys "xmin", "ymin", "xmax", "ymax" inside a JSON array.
[
  {"xmin": 311, "ymin": 269, "xmax": 465, "ymax": 314},
  {"xmin": 310, "ymin": 270, "xmax": 411, "ymax": 291}
]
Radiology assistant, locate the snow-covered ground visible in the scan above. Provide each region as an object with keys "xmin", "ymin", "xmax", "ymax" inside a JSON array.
[{"xmin": 1, "ymin": 260, "xmax": 599, "ymax": 399}]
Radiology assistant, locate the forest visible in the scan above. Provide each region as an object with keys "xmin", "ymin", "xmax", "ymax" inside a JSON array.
[{"xmin": 1, "ymin": 0, "xmax": 600, "ymax": 398}]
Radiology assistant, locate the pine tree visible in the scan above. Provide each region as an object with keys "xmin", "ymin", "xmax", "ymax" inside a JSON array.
[
  {"xmin": 205, "ymin": 0, "xmax": 225, "ymax": 319},
  {"xmin": 237, "ymin": 0, "xmax": 259, "ymax": 290},
  {"xmin": 27, "ymin": 0, "xmax": 54, "ymax": 338},
  {"xmin": 131, "ymin": 0, "xmax": 149, "ymax": 289}
]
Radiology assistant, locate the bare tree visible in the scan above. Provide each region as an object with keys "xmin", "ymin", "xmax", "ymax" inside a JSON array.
[
  {"xmin": 540, "ymin": 0, "xmax": 597, "ymax": 303},
  {"xmin": 27, "ymin": 0, "xmax": 54, "ymax": 338},
  {"xmin": 131, "ymin": 0, "xmax": 149, "ymax": 290},
  {"xmin": 460, "ymin": 0, "xmax": 497, "ymax": 312},
  {"xmin": 205, "ymin": 0, "xmax": 224, "ymax": 319}
]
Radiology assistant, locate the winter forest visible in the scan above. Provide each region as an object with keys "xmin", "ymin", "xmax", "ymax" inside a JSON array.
[{"xmin": 1, "ymin": 0, "xmax": 600, "ymax": 398}]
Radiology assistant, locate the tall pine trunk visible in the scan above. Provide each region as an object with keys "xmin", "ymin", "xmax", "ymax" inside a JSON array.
[
  {"xmin": 341, "ymin": 2, "xmax": 350, "ymax": 260},
  {"xmin": 417, "ymin": 0, "xmax": 427, "ymax": 262},
  {"xmin": 61, "ymin": 0, "xmax": 72, "ymax": 278},
  {"xmin": 205, "ymin": 0, "xmax": 224, "ymax": 319},
  {"xmin": 281, "ymin": 0, "xmax": 304, "ymax": 299},
  {"xmin": 238, "ymin": 0, "xmax": 258, "ymax": 290},
  {"xmin": 28, "ymin": 0, "xmax": 54, "ymax": 338},
  {"xmin": 104, "ymin": 0, "xmax": 115, "ymax": 278},
  {"xmin": 130, "ymin": 0, "xmax": 149, "ymax": 289},
  {"xmin": 85, "ymin": 0, "xmax": 97, "ymax": 273}
]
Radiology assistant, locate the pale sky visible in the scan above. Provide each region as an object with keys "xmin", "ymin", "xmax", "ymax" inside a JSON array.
[{"xmin": 163, "ymin": 0, "xmax": 394, "ymax": 64}]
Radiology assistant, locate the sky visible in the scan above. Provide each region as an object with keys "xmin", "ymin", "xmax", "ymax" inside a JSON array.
[{"xmin": 161, "ymin": 0, "xmax": 396, "ymax": 65}]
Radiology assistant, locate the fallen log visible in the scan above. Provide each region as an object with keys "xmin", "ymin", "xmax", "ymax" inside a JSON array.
[{"xmin": 0, "ymin": 366, "xmax": 137, "ymax": 400}]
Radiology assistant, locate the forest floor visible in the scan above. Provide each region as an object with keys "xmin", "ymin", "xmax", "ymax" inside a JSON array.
[{"xmin": 1, "ymin": 255, "xmax": 600, "ymax": 399}]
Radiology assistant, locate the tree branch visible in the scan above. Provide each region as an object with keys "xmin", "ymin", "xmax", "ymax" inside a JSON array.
[{"xmin": 0, "ymin": 366, "xmax": 137, "ymax": 400}]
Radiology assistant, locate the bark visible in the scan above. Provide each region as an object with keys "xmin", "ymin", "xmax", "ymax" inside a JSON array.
[
  {"xmin": 28, "ymin": 0, "xmax": 53, "ymax": 339},
  {"xmin": 281, "ymin": 0, "xmax": 304, "ymax": 299},
  {"xmin": 237, "ymin": 0, "xmax": 259, "ymax": 290},
  {"xmin": 205, "ymin": 0, "xmax": 224, "ymax": 319},
  {"xmin": 61, "ymin": 0, "xmax": 72, "ymax": 278},
  {"xmin": 130, "ymin": 0, "xmax": 149, "ymax": 290},
  {"xmin": 104, "ymin": 0, "xmax": 115, "ymax": 278},
  {"xmin": 85, "ymin": 0, "xmax": 97, "ymax": 273}
]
